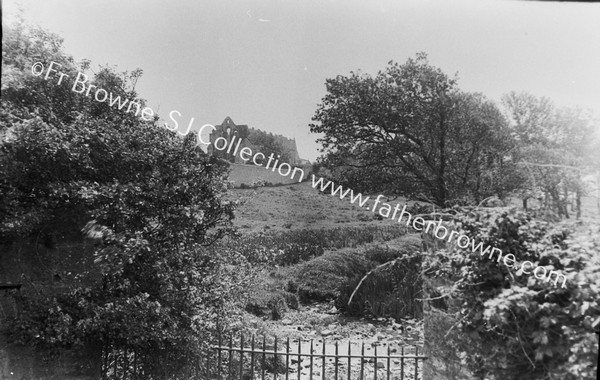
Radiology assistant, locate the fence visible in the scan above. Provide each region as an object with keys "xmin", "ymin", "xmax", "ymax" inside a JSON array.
[
  {"xmin": 200, "ymin": 334, "xmax": 427, "ymax": 380},
  {"xmin": 100, "ymin": 334, "xmax": 426, "ymax": 380}
]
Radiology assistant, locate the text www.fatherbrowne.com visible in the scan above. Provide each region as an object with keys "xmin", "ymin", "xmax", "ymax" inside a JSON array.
[{"xmin": 311, "ymin": 175, "xmax": 567, "ymax": 288}]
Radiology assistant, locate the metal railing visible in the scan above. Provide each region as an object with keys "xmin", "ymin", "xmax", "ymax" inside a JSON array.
[
  {"xmin": 100, "ymin": 334, "xmax": 427, "ymax": 379},
  {"xmin": 200, "ymin": 334, "xmax": 427, "ymax": 380}
]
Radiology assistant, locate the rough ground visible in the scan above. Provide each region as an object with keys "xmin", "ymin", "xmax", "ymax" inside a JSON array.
[
  {"xmin": 227, "ymin": 181, "xmax": 425, "ymax": 379},
  {"xmin": 238, "ymin": 302, "xmax": 424, "ymax": 379}
]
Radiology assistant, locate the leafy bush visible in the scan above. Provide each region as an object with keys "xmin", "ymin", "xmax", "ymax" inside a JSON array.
[
  {"xmin": 336, "ymin": 253, "xmax": 423, "ymax": 320},
  {"xmin": 243, "ymin": 268, "xmax": 299, "ymax": 320},
  {"xmin": 219, "ymin": 225, "xmax": 406, "ymax": 266},
  {"xmin": 425, "ymin": 207, "xmax": 600, "ymax": 380},
  {"xmin": 292, "ymin": 250, "xmax": 372, "ymax": 302},
  {"xmin": 406, "ymin": 202, "xmax": 436, "ymax": 216},
  {"xmin": 1, "ymin": 21, "xmax": 245, "ymax": 378},
  {"xmin": 424, "ymin": 308, "xmax": 475, "ymax": 380},
  {"xmin": 245, "ymin": 289, "xmax": 290, "ymax": 320},
  {"xmin": 365, "ymin": 234, "xmax": 421, "ymax": 263},
  {"xmin": 250, "ymin": 177, "xmax": 267, "ymax": 188}
]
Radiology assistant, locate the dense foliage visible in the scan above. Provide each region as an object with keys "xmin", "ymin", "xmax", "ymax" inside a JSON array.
[
  {"xmin": 502, "ymin": 92, "xmax": 599, "ymax": 218},
  {"xmin": 425, "ymin": 208, "xmax": 600, "ymax": 379},
  {"xmin": 310, "ymin": 53, "xmax": 522, "ymax": 206},
  {"xmin": 310, "ymin": 54, "xmax": 599, "ymax": 212},
  {"xmin": 247, "ymin": 127, "xmax": 297, "ymax": 164},
  {"xmin": 219, "ymin": 224, "xmax": 405, "ymax": 266},
  {"xmin": 311, "ymin": 55, "xmax": 599, "ymax": 379},
  {"xmin": 1, "ymin": 22, "xmax": 246, "ymax": 377}
]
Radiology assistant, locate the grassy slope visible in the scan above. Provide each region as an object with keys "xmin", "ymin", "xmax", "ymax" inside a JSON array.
[
  {"xmin": 228, "ymin": 179, "xmax": 424, "ymax": 323},
  {"xmin": 226, "ymin": 181, "xmax": 414, "ymax": 234}
]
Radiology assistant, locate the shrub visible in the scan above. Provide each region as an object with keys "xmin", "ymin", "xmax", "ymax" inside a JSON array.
[
  {"xmin": 292, "ymin": 250, "xmax": 372, "ymax": 302},
  {"xmin": 407, "ymin": 202, "xmax": 436, "ymax": 216},
  {"xmin": 357, "ymin": 213, "xmax": 371, "ymax": 222},
  {"xmin": 365, "ymin": 234, "xmax": 421, "ymax": 264},
  {"xmin": 424, "ymin": 308, "xmax": 475, "ymax": 380},
  {"xmin": 245, "ymin": 289, "xmax": 289, "ymax": 320},
  {"xmin": 286, "ymin": 279, "xmax": 299, "ymax": 293},
  {"xmin": 250, "ymin": 178, "xmax": 266, "ymax": 188},
  {"xmin": 282, "ymin": 292, "xmax": 300, "ymax": 310},
  {"xmin": 2, "ymin": 21, "xmax": 242, "ymax": 378},
  {"xmin": 220, "ymin": 225, "xmax": 406, "ymax": 266},
  {"xmin": 336, "ymin": 253, "xmax": 423, "ymax": 320},
  {"xmin": 426, "ymin": 207, "xmax": 600, "ymax": 380}
]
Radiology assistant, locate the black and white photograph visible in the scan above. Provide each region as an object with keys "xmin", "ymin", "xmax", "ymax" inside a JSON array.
[{"xmin": 1, "ymin": 0, "xmax": 599, "ymax": 379}]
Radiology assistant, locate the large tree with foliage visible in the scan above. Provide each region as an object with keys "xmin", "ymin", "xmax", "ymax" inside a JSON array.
[
  {"xmin": 1, "ymin": 22, "xmax": 246, "ymax": 377},
  {"xmin": 502, "ymin": 91, "xmax": 599, "ymax": 218},
  {"xmin": 310, "ymin": 53, "xmax": 521, "ymax": 206}
]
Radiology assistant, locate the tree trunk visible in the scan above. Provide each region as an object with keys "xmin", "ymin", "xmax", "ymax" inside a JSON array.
[
  {"xmin": 549, "ymin": 188, "xmax": 562, "ymax": 218},
  {"xmin": 576, "ymin": 188, "xmax": 582, "ymax": 219},
  {"xmin": 563, "ymin": 187, "xmax": 570, "ymax": 219},
  {"xmin": 437, "ymin": 112, "xmax": 447, "ymax": 206},
  {"xmin": 522, "ymin": 197, "xmax": 528, "ymax": 211}
]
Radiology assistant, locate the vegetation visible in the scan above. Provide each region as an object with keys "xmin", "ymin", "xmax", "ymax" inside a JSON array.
[
  {"xmin": 1, "ymin": 22, "xmax": 248, "ymax": 378},
  {"xmin": 310, "ymin": 53, "xmax": 599, "ymax": 212},
  {"xmin": 2, "ymin": 19, "xmax": 598, "ymax": 380},
  {"xmin": 241, "ymin": 234, "xmax": 424, "ymax": 322},
  {"xmin": 424, "ymin": 208, "xmax": 600, "ymax": 379},
  {"xmin": 311, "ymin": 53, "xmax": 600, "ymax": 379},
  {"xmin": 502, "ymin": 91, "xmax": 600, "ymax": 218},
  {"xmin": 338, "ymin": 252, "xmax": 422, "ymax": 319},
  {"xmin": 310, "ymin": 53, "xmax": 522, "ymax": 206},
  {"xmin": 217, "ymin": 225, "xmax": 407, "ymax": 266},
  {"xmin": 247, "ymin": 128, "xmax": 297, "ymax": 164},
  {"xmin": 338, "ymin": 236, "xmax": 423, "ymax": 319}
]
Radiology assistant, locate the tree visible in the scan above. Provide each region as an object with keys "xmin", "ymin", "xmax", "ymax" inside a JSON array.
[
  {"xmin": 1, "ymin": 21, "xmax": 246, "ymax": 376},
  {"xmin": 247, "ymin": 128, "xmax": 295, "ymax": 164},
  {"xmin": 502, "ymin": 92, "xmax": 599, "ymax": 217},
  {"xmin": 310, "ymin": 53, "xmax": 519, "ymax": 206}
]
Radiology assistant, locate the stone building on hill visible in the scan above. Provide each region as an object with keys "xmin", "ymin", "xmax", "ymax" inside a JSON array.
[
  {"xmin": 207, "ymin": 116, "xmax": 303, "ymax": 165},
  {"xmin": 207, "ymin": 116, "xmax": 253, "ymax": 164}
]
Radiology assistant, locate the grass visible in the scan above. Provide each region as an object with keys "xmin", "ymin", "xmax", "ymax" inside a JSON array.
[
  {"xmin": 241, "ymin": 234, "xmax": 425, "ymax": 322},
  {"xmin": 226, "ymin": 181, "xmax": 416, "ymax": 233},
  {"xmin": 292, "ymin": 249, "xmax": 371, "ymax": 302},
  {"xmin": 216, "ymin": 225, "xmax": 407, "ymax": 266}
]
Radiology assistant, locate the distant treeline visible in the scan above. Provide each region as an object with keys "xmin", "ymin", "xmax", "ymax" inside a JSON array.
[{"xmin": 247, "ymin": 127, "xmax": 301, "ymax": 165}]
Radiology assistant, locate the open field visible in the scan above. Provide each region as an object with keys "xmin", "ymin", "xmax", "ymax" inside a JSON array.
[{"xmin": 226, "ymin": 181, "xmax": 413, "ymax": 234}]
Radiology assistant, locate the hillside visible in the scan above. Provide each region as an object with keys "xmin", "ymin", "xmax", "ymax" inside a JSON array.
[{"xmin": 226, "ymin": 181, "xmax": 410, "ymax": 234}]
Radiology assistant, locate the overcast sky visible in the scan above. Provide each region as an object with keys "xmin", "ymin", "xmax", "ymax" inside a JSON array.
[{"xmin": 4, "ymin": 0, "xmax": 600, "ymax": 161}]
